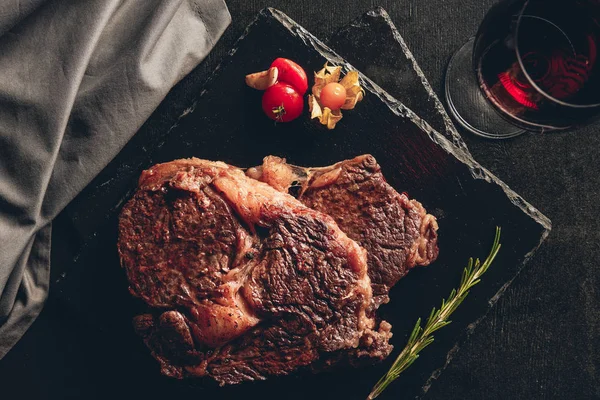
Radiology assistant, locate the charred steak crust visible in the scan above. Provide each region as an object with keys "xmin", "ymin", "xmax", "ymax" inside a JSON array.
[
  {"xmin": 118, "ymin": 159, "xmax": 392, "ymax": 385},
  {"xmin": 247, "ymin": 154, "xmax": 440, "ymax": 306}
]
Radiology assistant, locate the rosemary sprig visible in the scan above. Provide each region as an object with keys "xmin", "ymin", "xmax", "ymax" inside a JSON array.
[{"xmin": 367, "ymin": 227, "xmax": 502, "ymax": 400}]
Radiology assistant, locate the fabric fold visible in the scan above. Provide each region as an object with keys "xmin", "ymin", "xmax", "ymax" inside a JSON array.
[{"xmin": 0, "ymin": 0, "xmax": 231, "ymax": 358}]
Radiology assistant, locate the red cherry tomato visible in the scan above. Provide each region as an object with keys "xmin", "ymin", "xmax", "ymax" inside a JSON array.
[
  {"xmin": 320, "ymin": 82, "xmax": 347, "ymax": 110},
  {"xmin": 270, "ymin": 58, "xmax": 308, "ymax": 95},
  {"xmin": 262, "ymin": 83, "xmax": 304, "ymax": 122}
]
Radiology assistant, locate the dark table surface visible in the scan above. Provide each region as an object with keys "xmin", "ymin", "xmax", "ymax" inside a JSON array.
[{"xmin": 2, "ymin": 1, "xmax": 598, "ymax": 399}]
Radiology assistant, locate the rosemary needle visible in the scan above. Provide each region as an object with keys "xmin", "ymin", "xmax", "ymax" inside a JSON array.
[{"xmin": 367, "ymin": 227, "xmax": 502, "ymax": 400}]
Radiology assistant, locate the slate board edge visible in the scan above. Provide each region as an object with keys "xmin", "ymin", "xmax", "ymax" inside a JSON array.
[
  {"xmin": 359, "ymin": 7, "xmax": 470, "ymax": 154},
  {"xmin": 419, "ymin": 225, "xmax": 551, "ymax": 396}
]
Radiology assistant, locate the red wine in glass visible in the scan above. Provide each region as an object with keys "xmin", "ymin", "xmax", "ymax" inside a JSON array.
[{"xmin": 445, "ymin": 0, "xmax": 600, "ymax": 139}]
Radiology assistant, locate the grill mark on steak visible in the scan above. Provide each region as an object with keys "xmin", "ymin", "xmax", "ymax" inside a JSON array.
[
  {"xmin": 119, "ymin": 158, "xmax": 392, "ymax": 385},
  {"xmin": 247, "ymin": 154, "xmax": 439, "ymax": 307}
]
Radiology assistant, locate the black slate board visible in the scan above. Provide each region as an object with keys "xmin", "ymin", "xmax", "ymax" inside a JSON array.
[{"xmin": 53, "ymin": 8, "xmax": 551, "ymax": 400}]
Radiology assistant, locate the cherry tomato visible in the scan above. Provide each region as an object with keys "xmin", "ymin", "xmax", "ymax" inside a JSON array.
[
  {"xmin": 262, "ymin": 83, "xmax": 304, "ymax": 122},
  {"xmin": 270, "ymin": 58, "xmax": 308, "ymax": 95},
  {"xmin": 320, "ymin": 82, "xmax": 347, "ymax": 110}
]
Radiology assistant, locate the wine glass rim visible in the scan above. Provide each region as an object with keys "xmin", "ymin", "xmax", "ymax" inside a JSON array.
[{"xmin": 515, "ymin": 0, "xmax": 600, "ymax": 109}]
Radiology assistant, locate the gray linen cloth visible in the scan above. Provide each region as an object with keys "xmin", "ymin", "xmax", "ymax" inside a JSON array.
[{"xmin": 0, "ymin": 0, "xmax": 231, "ymax": 358}]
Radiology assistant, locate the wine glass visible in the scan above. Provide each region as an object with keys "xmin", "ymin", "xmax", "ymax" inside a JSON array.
[{"xmin": 445, "ymin": 0, "xmax": 600, "ymax": 139}]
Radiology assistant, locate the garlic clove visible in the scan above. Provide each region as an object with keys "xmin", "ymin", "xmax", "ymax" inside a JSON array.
[{"xmin": 245, "ymin": 67, "xmax": 278, "ymax": 90}]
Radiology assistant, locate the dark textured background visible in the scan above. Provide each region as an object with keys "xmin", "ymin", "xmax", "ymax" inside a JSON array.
[{"xmin": 1, "ymin": 1, "xmax": 598, "ymax": 399}]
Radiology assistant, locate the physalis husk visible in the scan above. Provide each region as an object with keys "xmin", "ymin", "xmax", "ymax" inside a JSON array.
[{"xmin": 308, "ymin": 63, "xmax": 364, "ymax": 130}]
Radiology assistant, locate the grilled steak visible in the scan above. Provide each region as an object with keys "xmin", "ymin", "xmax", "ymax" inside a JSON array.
[
  {"xmin": 247, "ymin": 155, "xmax": 439, "ymax": 307},
  {"xmin": 118, "ymin": 159, "xmax": 393, "ymax": 385}
]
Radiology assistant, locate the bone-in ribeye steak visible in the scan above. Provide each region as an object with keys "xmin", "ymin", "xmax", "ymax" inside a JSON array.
[
  {"xmin": 247, "ymin": 155, "xmax": 439, "ymax": 307},
  {"xmin": 117, "ymin": 155, "xmax": 438, "ymax": 385}
]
